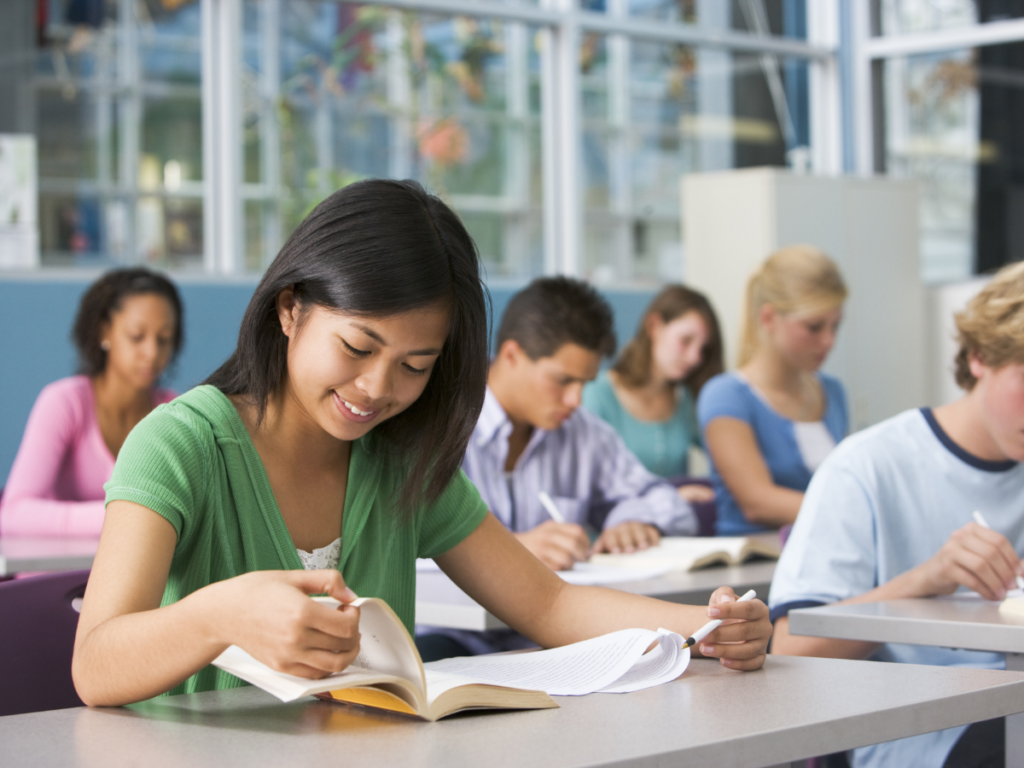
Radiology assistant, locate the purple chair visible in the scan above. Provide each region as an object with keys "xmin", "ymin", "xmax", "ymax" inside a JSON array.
[
  {"xmin": 670, "ymin": 476, "xmax": 717, "ymax": 536},
  {"xmin": 0, "ymin": 569, "xmax": 89, "ymax": 716}
]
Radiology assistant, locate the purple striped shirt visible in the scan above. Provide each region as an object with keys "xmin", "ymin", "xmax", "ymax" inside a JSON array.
[{"xmin": 461, "ymin": 388, "xmax": 698, "ymax": 536}]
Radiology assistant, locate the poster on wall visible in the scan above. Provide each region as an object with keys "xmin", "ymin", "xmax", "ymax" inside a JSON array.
[{"xmin": 0, "ymin": 134, "xmax": 39, "ymax": 269}]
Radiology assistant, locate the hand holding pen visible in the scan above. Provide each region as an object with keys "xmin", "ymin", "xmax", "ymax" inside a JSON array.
[
  {"xmin": 972, "ymin": 511, "xmax": 1024, "ymax": 592},
  {"xmin": 683, "ymin": 589, "xmax": 758, "ymax": 650},
  {"xmin": 913, "ymin": 510, "xmax": 1024, "ymax": 601},
  {"xmin": 514, "ymin": 492, "xmax": 589, "ymax": 571},
  {"xmin": 686, "ymin": 588, "xmax": 771, "ymax": 670}
]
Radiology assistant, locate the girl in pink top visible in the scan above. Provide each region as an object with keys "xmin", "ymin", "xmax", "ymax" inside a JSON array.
[{"xmin": 0, "ymin": 269, "xmax": 183, "ymax": 538}]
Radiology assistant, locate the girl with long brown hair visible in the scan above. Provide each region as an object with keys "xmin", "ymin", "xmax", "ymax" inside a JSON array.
[{"xmin": 583, "ymin": 285, "xmax": 722, "ymax": 503}]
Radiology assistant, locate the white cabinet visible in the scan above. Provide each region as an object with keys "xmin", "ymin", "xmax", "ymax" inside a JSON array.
[{"xmin": 682, "ymin": 167, "xmax": 924, "ymax": 431}]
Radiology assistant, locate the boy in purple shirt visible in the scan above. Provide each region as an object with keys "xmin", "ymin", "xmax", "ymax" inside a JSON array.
[{"xmin": 417, "ymin": 278, "xmax": 697, "ymax": 659}]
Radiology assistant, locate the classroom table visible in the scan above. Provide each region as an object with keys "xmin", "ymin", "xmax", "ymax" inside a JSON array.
[
  {"xmin": 788, "ymin": 596, "xmax": 1024, "ymax": 766},
  {"xmin": 416, "ymin": 560, "xmax": 777, "ymax": 630},
  {"xmin": 3, "ymin": 656, "xmax": 1024, "ymax": 768},
  {"xmin": 0, "ymin": 537, "xmax": 98, "ymax": 576}
]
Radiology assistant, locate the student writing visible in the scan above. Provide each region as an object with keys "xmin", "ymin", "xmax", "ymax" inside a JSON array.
[
  {"xmin": 71, "ymin": 180, "xmax": 772, "ymax": 706},
  {"xmin": 769, "ymin": 261, "xmax": 1024, "ymax": 768},
  {"xmin": 697, "ymin": 246, "xmax": 848, "ymax": 536},
  {"xmin": 583, "ymin": 285, "xmax": 722, "ymax": 503},
  {"xmin": 0, "ymin": 269, "xmax": 181, "ymax": 538},
  {"xmin": 419, "ymin": 278, "xmax": 703, "ymax": 658}
]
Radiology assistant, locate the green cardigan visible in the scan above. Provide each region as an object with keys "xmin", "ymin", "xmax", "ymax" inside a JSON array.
[{"xmin": 105, "ymin": 385, "xmax": 488, "ymax": 695}]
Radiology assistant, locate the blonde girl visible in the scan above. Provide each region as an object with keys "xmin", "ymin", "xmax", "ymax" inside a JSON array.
[{"xmin": 696, "ymin": 246, "xmax": 849, "ymax": 536}]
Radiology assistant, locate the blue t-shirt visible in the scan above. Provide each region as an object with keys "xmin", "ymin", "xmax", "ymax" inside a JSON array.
[
  {"xmin": 769, "ymin": 408, "xmax": 1024, "ymax": 768},
  {"xmin": 696, "ymin": 371, "xmax": 848, "ymax": 535},
  {"xmin": 582, "ymin": 371, "xmax": 700, "ymax": 478}
]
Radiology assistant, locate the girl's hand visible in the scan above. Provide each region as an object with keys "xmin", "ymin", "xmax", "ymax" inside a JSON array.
[
  {"xmin": 219, "ymin": 569, "xmax": 361, "ymax": 679},
  {"xmin": 677, "ymin": 483, "xmax": 715, "ymax": 503},
  {"xmin": 591, "ymin": 521, "xmax": 660, "ymax": 555},
  {"xmin": 696, "ymin": 586, "xmax": 772, "ymax": 671}
]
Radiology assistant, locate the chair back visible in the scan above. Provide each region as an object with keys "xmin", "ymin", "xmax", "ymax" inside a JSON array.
[
  {"xmin": 0, "ymin": 569, "xmax": 89, "ymax": 716},
  {"xmin": 670, "ymin": 476, "xmax": 716, "ymax": 536}
]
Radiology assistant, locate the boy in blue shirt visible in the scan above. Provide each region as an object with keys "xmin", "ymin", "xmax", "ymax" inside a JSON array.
[{"xmin": 770, "ymin": 261, "xmax": 1024, "ymax": 768}]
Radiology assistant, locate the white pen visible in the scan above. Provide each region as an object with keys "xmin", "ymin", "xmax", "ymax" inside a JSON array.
[
  {"xmin": 681, "ymin": 589, "xmax": 757, "ymax": 650},
  {"xmin": 538, "ymin": 491, "xmax": 567, "ymax": 524},
  {"xmin": 972, "ymin": 510, "xmax": 1024, "ymax": 592}
]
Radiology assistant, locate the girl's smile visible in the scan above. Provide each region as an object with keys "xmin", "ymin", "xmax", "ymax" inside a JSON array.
[
  {"xmin": 276, "ymin": 294, "xmax": 452, "ymax": 443},
  {"xmin": 333, "ymin": 391, "xmax": 379, "ymax": 423}
]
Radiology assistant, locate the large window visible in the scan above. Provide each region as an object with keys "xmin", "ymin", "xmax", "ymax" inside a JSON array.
[
  {"xmin": 241, "ymin": 3, "xmax": 544, "ymax": 277},
  {"xmin": 1, "ymin": 0, "xmax": 831, "ymax": 283},
  {"xmin": 855, "ymin": 0, "xmax": 1024, "ymax": 282},
  {"xmin": 18, "ymin": 0, "xmax": 205, "ymax": 268}
]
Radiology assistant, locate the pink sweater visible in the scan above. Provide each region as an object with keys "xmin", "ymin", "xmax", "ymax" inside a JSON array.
[{"xmin": 0, "ymin": 376, "xmax": 176, "ymax": 538}]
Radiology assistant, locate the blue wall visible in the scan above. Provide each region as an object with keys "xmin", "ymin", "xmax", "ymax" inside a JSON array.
[{"xmin": 0, "ymin": 275, "xmax": 654, "ymax": 484}]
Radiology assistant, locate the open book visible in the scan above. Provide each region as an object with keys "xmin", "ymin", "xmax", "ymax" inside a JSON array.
[
  {"xmin": 212, "ymin": 596, "xmax": 690, "ymax": 721},
  {"xmin": 588, "ymin": 535, "xmax": 780, "ymax": 572}
]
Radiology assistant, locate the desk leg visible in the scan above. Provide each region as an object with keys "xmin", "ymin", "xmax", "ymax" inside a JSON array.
[{"xmin": 1006, "ymin": 653, "xmax": 1024, "ymax": 768}]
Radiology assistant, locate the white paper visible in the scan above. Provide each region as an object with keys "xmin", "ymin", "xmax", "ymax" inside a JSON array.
[
  {"xmin": 211, "ymin": 645, "xmax": 378, "ymax": 702},
  {"xmin": 212, "ymin": 597, "xmax": 425, "ymax": 703},
  {"xmin": 598, "ymin": 629, "xmax": 690, "ymax": 693},
  {"xmin": 417, "ymin": 557, "xmax": 672, "ymax": 584},
  {"xmin": 0, "ymin": 135, "xmax": 38, "ymax": 268},
  {"xmin": 556, "ymin": 563, "xmax": 675, "ymax": 585},
  {"xmin": 424, "ymin": 628, "xmax": 668, "ymax": 696}
]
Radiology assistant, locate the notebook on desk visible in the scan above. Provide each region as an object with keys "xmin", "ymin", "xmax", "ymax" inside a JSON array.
[{"xmin": 588, "ymin": 536, "xmax": 781, "ymax": 572}]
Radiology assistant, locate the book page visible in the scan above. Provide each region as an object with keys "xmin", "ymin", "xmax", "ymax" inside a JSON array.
[
  {"xmin": 598, "ymin": 629, "xmax": 689, "ymax": 693},
  {"xmin": 211, "ymin": 645, "xmax": 410, "ymax": 702},
  {"xmin": 424, "ymin": 628, "xmax": 658, "ymax": 696},
  {"xmin": 589, "ymin": 537, "xmax": 746, "ymax": 570},
  {"xmin": 211, "ymin": 596, "xmax": 426, "ymax": 704},
  {"xmin": 418, "ymin": 557, "xmax": 672, "ymax": 584},
  {"xmin": 556, "ymin": 563, "xmax": 675, "ymax": 585},
  {"xmin": 422, "ymin": 669, "xmax": 509, "ymax": 705},
  {"xmin": 313, "ymin": 597, "xmax": 425, "ymax": 694}
]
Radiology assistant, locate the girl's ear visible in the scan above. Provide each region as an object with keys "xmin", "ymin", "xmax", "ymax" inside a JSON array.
[
  {"xmin": 276, "ymin": 287, "xmax": 299, "ymax": 339},
  {"xmin": 645, "ymin": 312, "xmax": 665, "ymax": 340},
  {"xmin": 758, "ymin": 303, "xmax": 777, "ymax": 330}
]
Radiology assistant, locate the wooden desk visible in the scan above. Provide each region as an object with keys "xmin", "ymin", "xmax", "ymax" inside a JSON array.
[
  {"xmin": 3, "ymin": 656, "xmax": 1024, "ymax": 768},
  {"xmin": 789, "ymin": 597, "xmax": 1024, "ymax": 766},
  {"xmin": 0, "ymin": 537, "xmax": 97, "ymax": 576},
  {"xmin": 417, "ymin": 560, "xmax": 777, "ymax": 630}
]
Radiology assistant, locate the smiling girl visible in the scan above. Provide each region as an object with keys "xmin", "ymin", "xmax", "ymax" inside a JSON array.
[
  {"xmin": 72, "ymin": 180, "xmax": 771, "ymax": 705},
  {"xmin": 0, "ymin": 269, "xmax": 182, "ymax": 538},
  {"xmin": 696, "ymin": 246, "xmax": 849, "ymax": 536}
]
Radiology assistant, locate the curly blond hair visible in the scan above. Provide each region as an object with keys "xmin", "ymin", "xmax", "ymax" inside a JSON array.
[{"xmin": 954, "ymin": 261, "xmax": 1024, "ymax": 390}]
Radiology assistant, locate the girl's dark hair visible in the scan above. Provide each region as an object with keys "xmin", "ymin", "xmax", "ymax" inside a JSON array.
[
  {"xmin": 205, "ymin": 179, "xmax": 489, "ymax": 516},
  {"xmin": 73, "ymin": 268, "xmax": 185, "ymax": 378},
  {"xmin": 612, "ymin": 285, "xmax": 723, "ymax": 397}
]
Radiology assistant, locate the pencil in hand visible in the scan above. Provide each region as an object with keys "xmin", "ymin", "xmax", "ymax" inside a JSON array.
[{"xmin": 681, "ymin": 589, "xmax": 757, "ymax": 650}]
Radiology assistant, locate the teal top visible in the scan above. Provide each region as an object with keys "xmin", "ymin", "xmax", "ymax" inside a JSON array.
[
  {"xmin": 582, "ymin": 371, "xmax": 700, "ymax": 478},
  {"xmin": 105, "ymin": 385, "xmax": 489, "ymax": 696}
]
